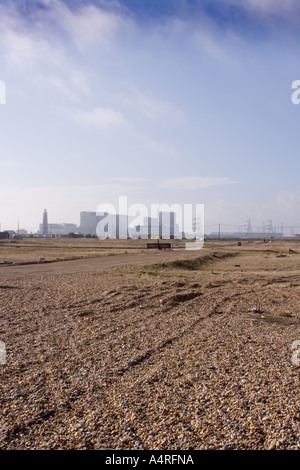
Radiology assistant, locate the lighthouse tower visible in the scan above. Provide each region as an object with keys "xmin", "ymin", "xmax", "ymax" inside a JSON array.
[{"xmin": 42, "ymin": 209, "xmax": 49, "ymax": 237}]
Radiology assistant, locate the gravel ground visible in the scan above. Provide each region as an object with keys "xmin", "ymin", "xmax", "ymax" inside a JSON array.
[{"xmin": 0, "ymin": 244, "xmax": 300, "ymax": 450}]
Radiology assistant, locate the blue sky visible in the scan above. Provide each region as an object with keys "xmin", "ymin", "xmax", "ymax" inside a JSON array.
[{"xmin": 0, "ymin": 0, "xmax": 300, "ymax": 234}]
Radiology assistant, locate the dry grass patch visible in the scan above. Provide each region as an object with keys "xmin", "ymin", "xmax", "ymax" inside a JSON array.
[{"xmin": 0, "ymin": 238, "xmax": 148, "ymax": 265}]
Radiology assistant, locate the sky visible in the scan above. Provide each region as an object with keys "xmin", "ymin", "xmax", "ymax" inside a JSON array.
[{"xmin": 0, "ymin": 0, "xmax": 300, "ymax": 235}]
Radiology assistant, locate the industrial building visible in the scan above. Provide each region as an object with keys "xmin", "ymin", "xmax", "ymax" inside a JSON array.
[
  {"xmin": 79, "ymin": 211, "xmax": 105, "ymax": 236},
  {"xmin": 38, "ymin": 210, "xmax": 78, "ymax": 236}
]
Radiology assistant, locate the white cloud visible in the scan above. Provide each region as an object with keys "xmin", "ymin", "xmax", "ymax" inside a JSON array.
[
  {"xmin": 140, "ymin": 136, "xmax": 179, "ymax": 159},
  {"xmin": 225, "ymin": 0, "xmax": 300, "ymax": 19},
  {"xmin": 0, "ymin": 161, "xmax": 17, "ymax": 167},
  {"xmin": 1, "ymin": 27, "xmax": 60, "ymax": 69},
  {"xmin": 160, "ymin": 176, "xmax": 238, "ymax": 190},
  {"xmin": 101, "ymin": 176, "xmax": 238, "ymax": 192},
  {"xmin": 34, "ymin": 69, "xmax": 92, "ymax": 102},
  {"xmin": 0, "ymin": 2, "xmax": 65, "ymax": 69},
  {"xmin": 52, "ymin": 2, "xmax": 133, "ymax": 50},
  {"xmin": 58, "ymin": 105, "xmax": 128, "ymax": 129},
  {"xmin": 152, "ymin": 12, "xmax": 241, "ymax": 63},
  {"xmin": 132, "ymin": 90, "xmax": 186, "ymax": 123},
  {"xmin": 0, "ymin": 1, "xmax": 130, "ymax": 102},
  {"xmin": 113, "ymin": 86, "xmax": 186, "ymax": 125}
]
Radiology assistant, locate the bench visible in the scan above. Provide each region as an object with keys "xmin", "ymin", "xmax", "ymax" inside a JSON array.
[{"xmin": 147, "ymin": 242, "xmax": 171, "ymax": 250}]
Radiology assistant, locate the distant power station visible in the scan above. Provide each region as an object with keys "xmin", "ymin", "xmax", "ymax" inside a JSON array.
[
  {"xmin": 79, "ymin": 211, "xmax": 103, "ymax": 236},
  {"xmin": 38, "ymin": 210, "xmax": 179, "ymax": 238},
  {"xmin": 79, "ymin": 211, "xmax": 179, "ymax": 239},
  {"xmin": 38, "ymin": 209, "xmax": 78, "ymax": 237},
  {"xmin": 35, "ymin": 210, "xmax": 291, "ymax": 239},
  {"xmin": 2, "ymin": 210, "xmax": 296, "ymax": 239}
]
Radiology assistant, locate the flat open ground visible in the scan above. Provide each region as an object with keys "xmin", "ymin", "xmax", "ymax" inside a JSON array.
[{"xmin": 0, "ymin": 238, "xmax": 300, "ymax": 450}]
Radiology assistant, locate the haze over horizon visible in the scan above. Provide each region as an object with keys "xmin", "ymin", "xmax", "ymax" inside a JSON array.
[{"xmin": 0, "ymin": 0, "xmax": 300, "ymax": 235}]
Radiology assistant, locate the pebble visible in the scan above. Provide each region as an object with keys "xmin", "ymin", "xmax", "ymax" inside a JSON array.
[{"xmin": 0, "ymin": 250, "xmax": 300, "ymax": 450}]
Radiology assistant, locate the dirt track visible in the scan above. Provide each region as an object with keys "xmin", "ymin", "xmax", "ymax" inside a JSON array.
[{"xmin": 0, "ymin": 249, "xmax": 197, "ymax": 277}]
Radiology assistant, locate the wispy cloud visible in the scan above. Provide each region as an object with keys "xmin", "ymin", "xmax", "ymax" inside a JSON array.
[
  {"xmin": 160, "ymin": 176, "xmax": 238, "ymax": 190},
  {"xmin": 226, "ymin": 0, "xmax": 300, "ymax": 15},
  {"xmin": 0, "ymin": 160, "xmax": 17, "ymax": 167},
  {"xmin": 0, "ymin": 2, "xmax": 65, "ymax": 69},
  {"xmin": 58, "ymin": 105, "xmax": 128, "ymax": 130},
  {"xmin": 129, "ymin": 89, "xmax": 186, "ymax": 123},
  {"xmin": 104, "ymin": 176, "xmax": 238, "ymax": 191},
  {"xmin": 0, "ymin": 1, "xmax": 127, "ymax": 103},
  {"xmin": 52, "ymin": 2, "xmax": 133, "ymax": 51},
  {"xmin": 224, "ymin": 0, "xmax": 300, "ymax": 25},
  {"xmin": 34, "ymin": 70, "xmax": 92, "ymax": 102}
]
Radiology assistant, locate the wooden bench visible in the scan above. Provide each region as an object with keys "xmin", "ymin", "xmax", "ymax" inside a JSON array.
[{"xmin": 147, "ymin": 242, "xmax": 171, "ymax": 250}]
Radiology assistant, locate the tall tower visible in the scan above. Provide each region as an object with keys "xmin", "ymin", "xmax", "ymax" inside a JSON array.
[
  {"xmin": 42, "ymin": 209, "xmax": 49, "ymax": 237},
  {"xmin": 245, "ymin": 218, "xmax": 252, "ymax": 236}
]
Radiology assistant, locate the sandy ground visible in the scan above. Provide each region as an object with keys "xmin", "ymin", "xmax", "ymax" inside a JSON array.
[
  {"xmin": 0, "ymin": 240, "xmax": 300, "ymax": 450},
  {"xmin": 0, "ymin": 248, "xmax": 197, "ymax": 277}
]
